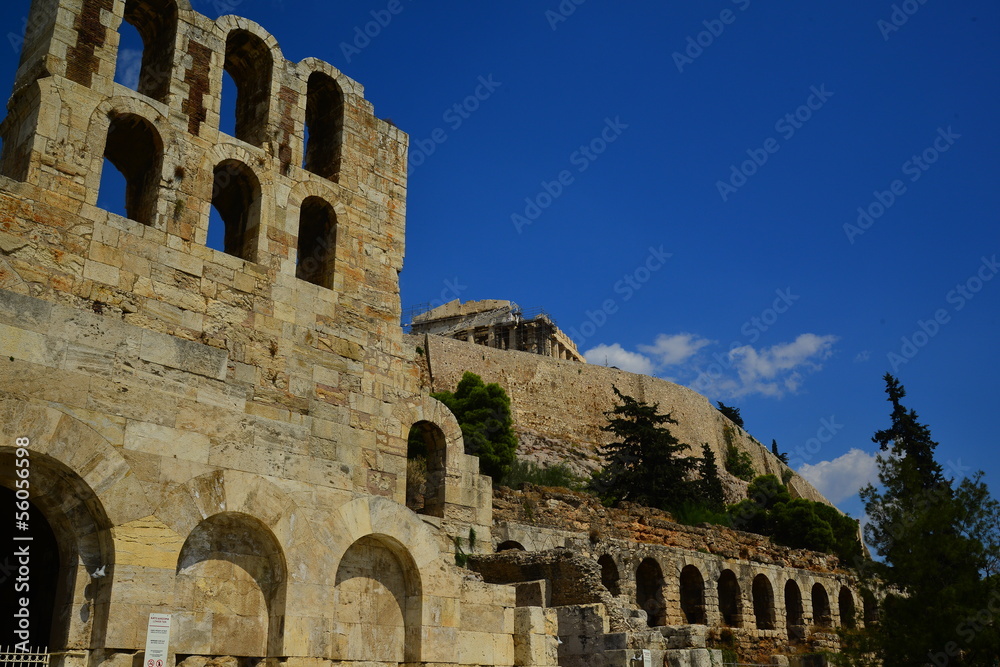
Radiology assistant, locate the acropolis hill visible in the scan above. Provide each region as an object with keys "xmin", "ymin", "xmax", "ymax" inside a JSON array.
[{"xmin": 0, "ymin": 0, "xmax": 869, "ymax": 664}]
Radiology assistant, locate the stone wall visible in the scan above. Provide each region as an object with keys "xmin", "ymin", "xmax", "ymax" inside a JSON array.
[
  {"xmin": 0, "ymin": 0, "xmax": 553, "ymax": 664},
  {"xmin": 410, "ymin": 333, "xmax": 830, "ymax": 505}
]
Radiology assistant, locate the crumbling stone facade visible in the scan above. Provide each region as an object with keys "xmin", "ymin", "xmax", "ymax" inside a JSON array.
[{"xmin": 0, "ymin": 0, "xmax": 868, "ymax": 665}]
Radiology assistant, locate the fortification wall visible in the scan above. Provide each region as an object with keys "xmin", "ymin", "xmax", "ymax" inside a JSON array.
[{"xmin": 410, "ymin": 333, "xmax": 831, "ymax": 505}]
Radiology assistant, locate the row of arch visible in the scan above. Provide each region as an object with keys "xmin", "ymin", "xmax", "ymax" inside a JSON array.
[
  {"xmin": 100, "ymin": 107, "xmax": 337, "ymax": 287},
  {"xmin": 599, "ymin": 555, "xmax": 877, "ymax": 635},
  {"xmin": 104, "ymin": 0, "xmax": 346, "ymax": 179},
  {"xmin": 0, "ymin": 454, "xmax": 424, "ymax": 662}
]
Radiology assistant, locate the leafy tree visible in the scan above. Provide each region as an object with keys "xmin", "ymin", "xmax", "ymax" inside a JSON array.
[
  {"xmin": 432, "ymin": 371, "xmax": 518, "ymax": 483},
  {"xmin": 851, "ymin": 374, "xmax": 1000, "ymax": 666},
  {"xmin": 697, "ymin": 443, "xmax": 726, "ymax": 512},
  {"xmin": 771, "ymin": 438, "xmax": 790, "ymax": 465},
  {"xmin": 590, "ymin": 386, "xmax": 698, "ymax": 511},
  {"xmin": 716, "ymin": 401, "xmax": 744, "ymax": 428},
  {"xmin": 728, "ymin": 474, "xmax": 862, "ymax": 563}
]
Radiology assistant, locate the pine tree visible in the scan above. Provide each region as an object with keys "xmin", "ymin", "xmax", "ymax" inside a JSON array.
[
  {"xmin": 698, "ymin": 443, "xmax": 725, "ymax": 512},
  {"xmin": 853, "ymin": 374, "xmax": 1000, "ymax": 666},
  {"xmin": 591, "ymin": 386, "xmax": 697, "ymax": 511},
  {"xmin": 771, "ymin": 439, "xmax": 789, "ymax": 465}
]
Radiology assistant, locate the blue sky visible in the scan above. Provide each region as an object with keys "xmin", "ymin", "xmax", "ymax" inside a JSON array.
[{"xmin": 1, "ymin": 0, "xmax": 998, "ymax": 521}]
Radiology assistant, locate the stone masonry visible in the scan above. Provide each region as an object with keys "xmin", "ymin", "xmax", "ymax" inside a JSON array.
[{"xmin": 0, "ymin": 0, "xmax": 868, "ymax": 664}]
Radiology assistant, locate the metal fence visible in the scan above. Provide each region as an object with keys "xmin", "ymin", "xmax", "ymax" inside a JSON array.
[{"xmin": 0, "ymin": 648, "xmax": 49, "ymax": 667}]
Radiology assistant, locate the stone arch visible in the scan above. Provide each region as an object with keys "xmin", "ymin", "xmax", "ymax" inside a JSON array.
[
  {"xmin": 679, "ymin": 564, "xmax": 707, "ymax": 624},
  {"xmin": 812, "ymin": 582, "xmax": 832, "ymax": 628},
  {"xmin": 752, "ymin": 573, "xmax": 776, "ymax": 630},
  {"xmin": 839, "ymin": 586, "xmax": 857, "ymax": 629},
  {"xmin": 861, "ymin": 589, "xmax": 878, "ymax": 626},
  {"xmin": 0, "ymin": 396, "xmax": 152, "ymax": 649},
  {"xmin": 335, "ymin": 534, "xmax": 422, "ymax": 663},
  {"xmin": 718, "ymin": 569, "xmax": 742, "ymax": 628},
  {"xmin": 598, "ymin": 554, "xmax": 621, "ymax": 596},
  {"xmin": 102, "ymin": 112, "xmax": 164, "ymax": 225},
  {"xmin": 302, "ymin": 71, "xmax": 344, "ymax": 181},
  {"xmin": 199, "ymin": 142, "xmax": 273, "ymax": 255},
  {"xmin": 211, "ymin": 158, "xmax": 261, "ymax": 261},
  {"xmin": 85, "ymin": 96, "xmax": 174, "ymax": 221},
  {"xmin": 785, "ymin": 579, "xmax": 805, "ymax": 631},
  {"xmin": 324, "ymin": 496, "xmax": 443, "ymax": 664},
  {"xmin": 406, "ymin": 420, "xmax": 448, "ymax": 517},
  {"xmin": 174, "ymin": 511, "xmax": 287, "ymax": 658},
  {"xmin": 497, "ymin": 540, "xmax": 526, "ymax": 552},
  {"xmin": 636, "ymin": 557, "xmax": 666, "ymax": 627},
  {"xmin": 393, "ymin": 395, "xmax": 466, "ymax": 514},
  {"xmin": 118, "ymin": 0, "xmax": 179, "ymax": 102},
  {"xmin": 295, "ymin": 196, "xmax": 338, "ymax": 288},
  {"xmin": 212, "ymin": 16, "xmax": 283, "ymax": 147}
]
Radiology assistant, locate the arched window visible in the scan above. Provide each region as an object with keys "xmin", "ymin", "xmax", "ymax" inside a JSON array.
[
  {"xmin": 598, "ymin": 555, "xmax": 620, "ymax": 596},
  {"xmin": 296, "ymin": 196, "xmax": 337, "ymax": 288},
  {"xmin": 636, "ymin": 558, "xmax": 666, "ymax": 627},
  {"xmin": 224, "ymin": 30, "xmax": 272, "ymax": 146},
  {"xmin": 839, "ymin": 586, "xmax": 857, "ymax": 629},
  {"xmin": 861, "ymin": 589, "xmax": 878, "ymax": 626},
  {"xmin": 210, "ymin": 159, "xmax": 260, "ymax": 260},
  {"xmin": 406, "ymin": 420, "xmax": 446, "ymax": 518},
  {"xmin": 303, "ymin": 71, "xmax": 344, "ymax": 181},
  {"xmin": 100, "ymin": 112, "xmax": 163, "ymax": 225},
  {"xmin": 679, "ymin": 565, "xmax": 706, "ymax": 624},
  {"xmin": 115, "ymin": 0, "xmax": 177, "ymax": 101},
  {"xmin": 752, "ymin": 574, "xmax": 776, "ymax": 630},
  {"xmin": 812, "ymin": 583, "xmax": 832, "ymax": 628},
  {"xmin": 785, "ymin": 579, "xmax": 805, "ymax": 630},
  {"xmin": 718, "ymin": 570, "xmax": 742, "ymax": 628}
]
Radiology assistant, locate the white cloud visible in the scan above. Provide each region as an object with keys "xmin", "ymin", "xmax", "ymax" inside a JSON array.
[
  {"xmin": 854, "ymin": 350, "xmax": 871, "ymax": 363},
  {"xmin": 725, "ymin": 333, "xmax": 838, "ymax": 397},
  {"xmin": 115, "ymin": 49, "xmax": 143, "ymax": 90},
  {"xmin": 584, "ymin": 344, "xmax": 655, "ymax": 375},
  {"xmin": 638, "ymin": 333, "xmax": 713, "ymax": 366},
  {"xmin": 798, "ymin": 448, "xmax": 879, "ymax": 504}
]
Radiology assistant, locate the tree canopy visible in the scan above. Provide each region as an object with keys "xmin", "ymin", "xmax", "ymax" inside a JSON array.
[
  {"xmin": 430, "ymin": 371, "xmax": 518, "ymax": 483},
  {"xmin": 843, "ymin": 374, "xmax": 1000, "ymax": 666}
]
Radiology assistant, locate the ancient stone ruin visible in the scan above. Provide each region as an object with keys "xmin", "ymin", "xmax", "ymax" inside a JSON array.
[{"xmin": 0, "ymin": 0, "xmax": 871, "ymax": 665}]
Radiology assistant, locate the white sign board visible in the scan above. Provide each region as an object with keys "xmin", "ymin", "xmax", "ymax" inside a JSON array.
[
  {"xmin": 642, "ymin": 649, "xmax": 651, "ymax": 667},
  {"xmin": 144, "ymin": 613, "xmax": 172, "ymax": 667}
]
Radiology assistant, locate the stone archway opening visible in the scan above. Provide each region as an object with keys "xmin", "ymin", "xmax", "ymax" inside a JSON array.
[
  {"xmin": 636, "ymin": 558, "xmax": 666, "ymax": 627},
  {"xmin": 785, "ymin": 579, "xmax": 805, "ymax": 637},
  {"xmin": 406, "ymin": 420, "xmax": 447, "ymax": 517},
  {"xmin": 334, "ymin": 534, "xmax": 422, "ymax": 664},
  {"xmin": 0, "ymin": 449, "xmax": 114, "ymax": 651},
  {"xmin": 862, "ymin": 589, "xmax": 879, "ymax": 627},
  {"xmin": 598, "ymin": 554, "xmax": 621, "ymax": 597},
  {"xmin": 812, "ymin": 583, "xmax": 832, "ymax": 628},
  {"xmin": 718, "ymin": 569, "xmax": 742, "ymax": 628},
  {"xmin": 752, "ymin": 574, "xmax": 776, "ymax": 630},
  {"xmin": 839, "ymin": 586, "xmax": 857, "ymax": 629},
  {"xmin": 680, "ymin": 564, "xmax": 706, "ymax": 625}
]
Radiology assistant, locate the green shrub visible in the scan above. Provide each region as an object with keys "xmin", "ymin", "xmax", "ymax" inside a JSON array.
[{"xmin": 504, "ymin": 459, "xmax": 584, "ymax": 490}]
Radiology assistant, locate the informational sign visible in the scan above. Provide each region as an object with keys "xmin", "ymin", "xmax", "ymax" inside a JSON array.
[
  {"xmin": 144, "ymin": 613, "xmax": 172, "ymax": 667},
  {"xmin": 642, "ymin": 649, "xmax": 651, "ymax": 667}
]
